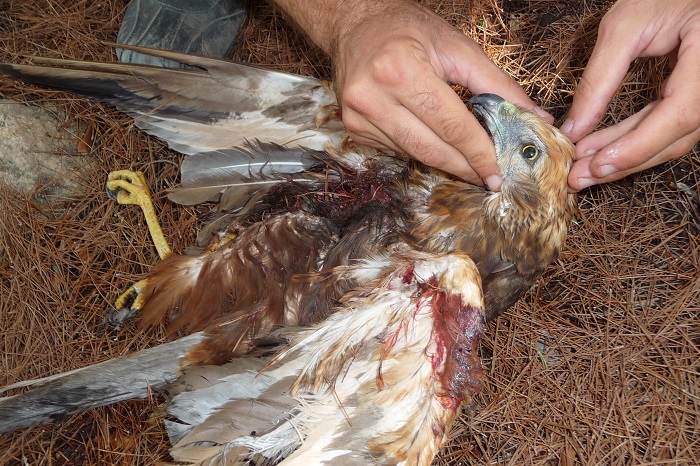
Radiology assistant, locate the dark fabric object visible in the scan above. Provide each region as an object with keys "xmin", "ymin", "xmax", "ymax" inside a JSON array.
[{"xmin": 116, "ymin": 0, "xmax": 247, "ymax": 67}]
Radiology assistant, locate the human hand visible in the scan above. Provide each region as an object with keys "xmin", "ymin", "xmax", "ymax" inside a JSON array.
[
  {"xmin": 562, "ymin": 0, "xmax": 700, "ymax": 191},
  {"xmin": 332, "ymin": 0, "xmax": 552, "ymax": 190}
]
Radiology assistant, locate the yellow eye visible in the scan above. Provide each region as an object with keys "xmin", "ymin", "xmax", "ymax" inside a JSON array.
[{"xmin": 522, "ymin": 145, "xmax": 539, "ymax": 161}]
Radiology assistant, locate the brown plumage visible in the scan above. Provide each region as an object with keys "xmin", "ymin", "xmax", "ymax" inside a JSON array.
[
  {"xmin": 0, "ymin": 46, "xmax": 577, "ymax": 464},
  {"xmin": 130, "ymin": 95, "xmax": 575, "ymax": 367}
]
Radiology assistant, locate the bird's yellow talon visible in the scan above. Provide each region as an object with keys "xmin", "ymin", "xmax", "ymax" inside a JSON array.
[
  {"xmin": 110, "ymin": 279, "xmax": 149, "ymax": 326},
  {"xmin": 106, "ymin": 170, "xmax": 152, "ymax": 206},
  {"xmin": 106, "ymin": 169, "xmax": 172, "ymax": 260},
  {"xmin": 114, "ymin": 278, "xmax": 149, "ymax": 311}
]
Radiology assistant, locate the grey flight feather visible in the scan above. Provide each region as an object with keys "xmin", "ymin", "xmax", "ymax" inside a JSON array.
[
  {"xmin": 0, "ymin": 332, "xmax": 205, "ymax": 433},
  {"xmin": 170, "ymin": 141, "xmax": 336, "ymax": 206}
]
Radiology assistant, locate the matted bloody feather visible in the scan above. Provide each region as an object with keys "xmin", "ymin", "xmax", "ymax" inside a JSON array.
[{"xmin": 164, "ymin": 251, "xmax": 486, "ymax": 466}]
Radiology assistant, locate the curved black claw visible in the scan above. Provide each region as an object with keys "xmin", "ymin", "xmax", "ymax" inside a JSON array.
[
  {"xmin": 105, "ymin": 184, "xmax": 121, "ymax": 202},
  {"xmin": 108, "ymin": 283, "xmax": 144, "ymax": 328},
  {"xmin": 108, "ymin": 306, "xmax": 139, "ymax": 328}
]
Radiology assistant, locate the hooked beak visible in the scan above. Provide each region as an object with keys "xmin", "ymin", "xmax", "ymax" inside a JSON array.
[{"xmin": 468, "ymin": 94, "xmax": 521, "ymax": 154}]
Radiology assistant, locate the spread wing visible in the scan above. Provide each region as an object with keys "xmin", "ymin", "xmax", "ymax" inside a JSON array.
[
  {"xmin": 0, "ymin": 45, "xmax": 344, "ymax": 155},
  {"xmin": 0, "ymin": 249, "xmax": 486, "ymax": 466},
  {"xmin": 0, "ymin": 46, "xmax": 405, "ymax": 241}
]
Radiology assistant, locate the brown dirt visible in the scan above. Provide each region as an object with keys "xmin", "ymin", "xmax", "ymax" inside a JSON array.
[{"xmin": 1, "ymin": 0, "xmax": 698, "ymax": 464}]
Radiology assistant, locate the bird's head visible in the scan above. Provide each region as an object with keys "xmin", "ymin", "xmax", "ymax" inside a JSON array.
[{"xmin": 468, "ymin": 94, "xmax": 576, "ymax": 225}]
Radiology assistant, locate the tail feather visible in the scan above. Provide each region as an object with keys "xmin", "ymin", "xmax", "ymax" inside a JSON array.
[{"xmin": 0, "ymin": 332, "xmax": 204, "ymax": 433}]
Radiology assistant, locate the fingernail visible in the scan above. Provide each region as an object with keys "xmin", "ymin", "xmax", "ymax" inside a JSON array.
[
  {"xmin": 533, "ymin": 106, "xmax": 553, "ymax": 121},
  {"xmin": 585, "ymin": 149, "xmax": 596, "ymax": 157},
  {"xmin": 596, "ymin": 164, "xmax": 616, "ymax": 178},
  {"xmin": 575, "ymin": 177, "xmax": 596, "ymax": 190},
  {"xmin": 485, "ymin": 175, "xmax": 503, "ymax": 192},
  {"xmin": 560, "ymin": 119, "xmax": 574, "ymax": 136}
]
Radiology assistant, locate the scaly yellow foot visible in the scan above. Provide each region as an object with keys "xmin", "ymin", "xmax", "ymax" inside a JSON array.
[
  {"xmin": 109, "ymin": 279, "xmax": 150, "ymax": 326},
  {"xmin": 106, "ymin": 170, "xmax": 171, "ymax": 259},
  {"xmin": 106, "ymin": 170, "xmax": 171, "ymax": 326}
]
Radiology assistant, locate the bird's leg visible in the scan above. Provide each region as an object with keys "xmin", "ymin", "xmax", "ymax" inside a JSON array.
[
  {"xmin": 106, "ymin": 170, "xmax": 171, "ymax": 326},
  {"xmin": 106, "ymin": 170, "xmax": 172, "ymax": 259}
]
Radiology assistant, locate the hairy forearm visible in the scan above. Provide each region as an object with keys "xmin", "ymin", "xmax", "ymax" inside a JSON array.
[{"xmin": 268, "ymin": 0, "xmax": 412, "ymax": 58}]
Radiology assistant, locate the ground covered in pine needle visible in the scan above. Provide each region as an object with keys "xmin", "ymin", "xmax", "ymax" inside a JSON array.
[{"xmin": 1, "ymin": 0, "xmax": 698, "ymax": 464}]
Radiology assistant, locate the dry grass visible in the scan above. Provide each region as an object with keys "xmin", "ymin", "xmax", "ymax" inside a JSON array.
[{"xmin": 1, "ymin": 0, "xmax": 698, "ymax": 464}]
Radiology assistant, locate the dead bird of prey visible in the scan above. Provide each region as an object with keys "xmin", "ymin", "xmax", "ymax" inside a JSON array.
[{"xmin": 0, "ymin": 46, "xmax": 577, "ymax": 464}]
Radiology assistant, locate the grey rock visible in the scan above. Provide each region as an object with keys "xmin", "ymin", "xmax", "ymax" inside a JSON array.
[
  {"xmin": 0, "ymin": 99, "xmax": 94, "ymax": 260},
  {"xmin": 0, "ymin": 99, "xmax": 91, "ymax": 201}
]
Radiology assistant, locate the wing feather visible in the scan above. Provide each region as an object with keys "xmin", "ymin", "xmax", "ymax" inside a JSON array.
[
  {"xmin": 0, "ymin": 45, "xmax": 344, "ymax": 154},
  {"xmin": 169, "ymin": 141, "xmax": 335, "ymax": 207}
]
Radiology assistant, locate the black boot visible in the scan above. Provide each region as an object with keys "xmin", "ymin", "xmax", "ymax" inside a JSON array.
[{"xmin": 116, "ymin": 0, "xmax": 247, "ymax": 67}]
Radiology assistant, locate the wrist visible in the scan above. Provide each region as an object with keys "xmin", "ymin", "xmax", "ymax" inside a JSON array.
[{"xmin": 329, "ymin": 0, "xmax": 406, "ymax": 59}]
